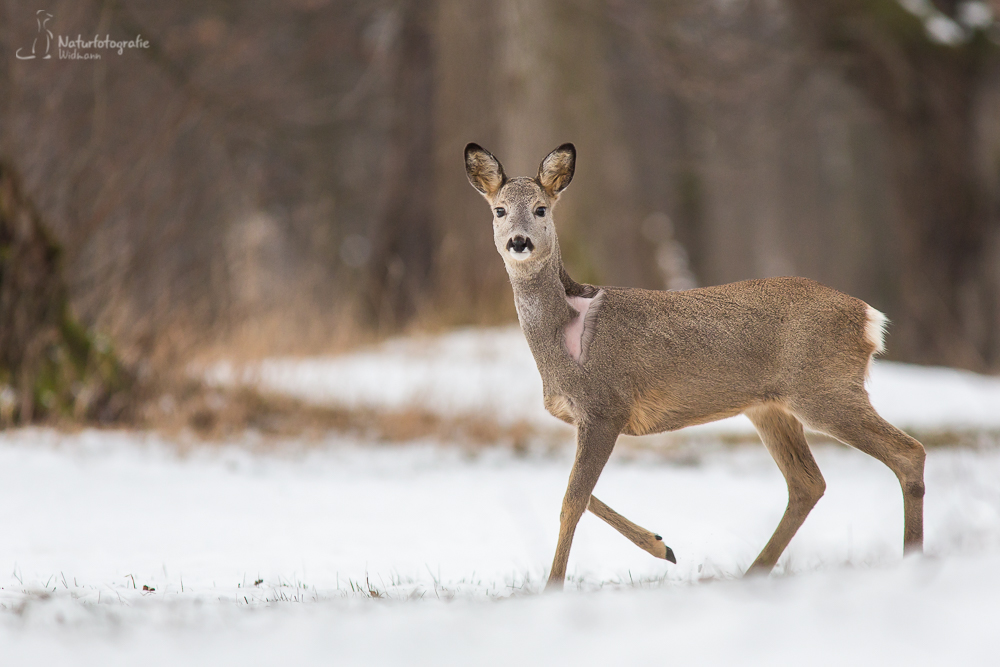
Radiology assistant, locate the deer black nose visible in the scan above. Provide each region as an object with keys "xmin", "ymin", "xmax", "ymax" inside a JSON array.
[{"xmin": 506, "ymin": 236, "xmax": 534, "ymax": 253}]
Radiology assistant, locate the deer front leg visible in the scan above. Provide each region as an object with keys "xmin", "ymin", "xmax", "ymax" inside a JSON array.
[
  {"xmin": 546, "ymin": 420, "xmax": 621, "ymax": 591},
  {"xmin": 588, "ymin": 496, "xmax": 676, "ymax": 563}
]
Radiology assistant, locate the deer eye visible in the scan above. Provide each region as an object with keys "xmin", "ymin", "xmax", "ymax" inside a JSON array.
[
  {"xmin": 534, "ymin": 207, "xmax": 546, "ymax": 217},
  {"xmin": 495, "ymin": 207, "xmax": 506, "ymax": 217}
]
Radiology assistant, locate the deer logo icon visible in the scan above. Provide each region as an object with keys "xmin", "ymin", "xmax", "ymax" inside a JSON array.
[{"xmin": 16, "ymin": 10, "xmax": 54, "ymax": 60}]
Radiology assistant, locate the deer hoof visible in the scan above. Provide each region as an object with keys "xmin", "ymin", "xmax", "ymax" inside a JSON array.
[{"xmin": 664, "ymin": 545, "xmax": 677, "ymax": 564}]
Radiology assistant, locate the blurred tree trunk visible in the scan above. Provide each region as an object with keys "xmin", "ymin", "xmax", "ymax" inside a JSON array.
[
  {"xmin": 787, "ymin": 0, "xmax": 1000, "ymax": 371},
  {"xmin": 0, "ymin": 160, "xmax": 130, "ymax": 425},
  {"xmin": 0, "ymin": 160, "xmax": 64, "ymax": 423},
  {"xmin": 366, "ymin": 0, "xmax": 436, "ymax": 331},
  {"xmin": 432, "ymin": 0, "xmax": 510, "ymax": 324}
]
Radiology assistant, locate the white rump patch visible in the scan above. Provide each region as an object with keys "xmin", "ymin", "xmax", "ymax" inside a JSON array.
[
  {"xmin": 864, "ymin": 306, "xmax": 888, "ymax": 379},
  {"xmin": 564, "ymin": 291, "xmax": 604, "ymax": 364}
]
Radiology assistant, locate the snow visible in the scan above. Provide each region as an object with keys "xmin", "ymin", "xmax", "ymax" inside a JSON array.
[
  {"xmin": 2, "ymin": 428, "xmax": 1000, "ymax": 664},
  {"xmin": 206, "ymin": 327, "xmax": 547, "ymax": 426},
  {"xmin": 5, "ymin": 325, "xmax": 1000, "ymax": 664},
  {"xmin": 206, "ymin": 325, "xmax": 1000, "ymax": 437}
]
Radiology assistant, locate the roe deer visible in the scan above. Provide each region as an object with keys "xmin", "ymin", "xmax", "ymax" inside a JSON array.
[{"xmin": 465, "ymin": 142, "xmax": 926, "ymax": 591}]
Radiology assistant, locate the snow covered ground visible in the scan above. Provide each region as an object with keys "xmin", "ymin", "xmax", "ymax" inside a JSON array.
[
  {"xmin": 3, "ymin": 326, "xmax": 1000, "ymax": 665},
  {"xmin": 2, "ymin": 428, "xmax": 999, "ymax": 665}
]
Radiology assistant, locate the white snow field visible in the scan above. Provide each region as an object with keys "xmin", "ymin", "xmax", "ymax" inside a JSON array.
[
  {"xmin": 2, "ymin": 326, "xmax": 999, "ymax": 665},
  {"xmin": 2, "ymin": 430, "xmax": 1000, "ymax": 665}
]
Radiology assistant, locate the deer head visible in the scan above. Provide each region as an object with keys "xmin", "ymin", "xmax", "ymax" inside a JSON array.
[{"xmin": 465, "ymin": 143, "xmax": 575, "ymax": 273}]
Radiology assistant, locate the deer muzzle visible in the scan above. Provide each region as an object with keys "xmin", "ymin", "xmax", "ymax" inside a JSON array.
[{"xmin": 506, "ymin": 235, "xmax": 534, "ymax": 261}]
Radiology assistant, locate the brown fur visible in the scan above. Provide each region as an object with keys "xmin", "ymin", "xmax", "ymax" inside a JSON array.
[
  {"xmin": 544, "ymin": 393, "xmax": 575, "ymax": 425},
  {"xmin": 465, "ymin": 143, "xmax": 926, "ymax": 591},
  {"xmin": 575, "ymin": 290, "xmax": 604, "ymax": 365},
  {"xmin": 588, "ymin": 496, "xmax": 674, "ymax": 561}
]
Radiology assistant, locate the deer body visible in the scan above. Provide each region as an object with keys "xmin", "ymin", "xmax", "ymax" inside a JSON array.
[{"xmin": 466, "ymin": 143, "xmax": 925, "ymax": 591}]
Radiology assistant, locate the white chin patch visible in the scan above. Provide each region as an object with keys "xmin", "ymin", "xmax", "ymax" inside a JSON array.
[{"xmin": 507, "ymin": 248, "xmax": 532, "ymax": 261}]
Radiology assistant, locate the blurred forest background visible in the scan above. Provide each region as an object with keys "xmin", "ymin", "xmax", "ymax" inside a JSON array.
[{"xmin": 2, "ymin": 0, "xmax": 1000, "ymax": 425}]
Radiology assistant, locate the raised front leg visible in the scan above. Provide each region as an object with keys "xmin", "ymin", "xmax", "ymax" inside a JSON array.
[
  {"xmin": 546, "ymin": 420, "xmax": 621, "ymax": 591},
  {"xmin": 588, "ymin": 496, "xmax": 676, "ymax": 563}
]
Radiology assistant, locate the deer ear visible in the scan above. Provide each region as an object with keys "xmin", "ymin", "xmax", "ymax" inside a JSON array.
[
  {"xmin": 465, "ymin": 143, "xmax": 506, "ymax": 200},
  {"xmin": 537, "ymin": 143, "xmax": 575, "ymax": 198}
]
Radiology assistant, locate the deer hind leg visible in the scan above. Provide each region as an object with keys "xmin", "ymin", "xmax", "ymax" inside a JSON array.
[
  {"xmin": 793, "ymin": 392, "xmax": 925, "ymax": 554},
  {"xmin": 546, "ymin": 420, "xmax": 621, "ymax": 592},
  {"xmin": 745, "ymin": 404, "xmax": 826, "ymax": 575}
]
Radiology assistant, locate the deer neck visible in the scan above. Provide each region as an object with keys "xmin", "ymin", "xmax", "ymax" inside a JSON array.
[{"xmin": 506, "ymin": 246, "xmax": 576, "ymax": 358}]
